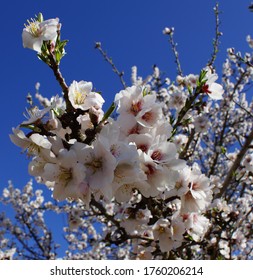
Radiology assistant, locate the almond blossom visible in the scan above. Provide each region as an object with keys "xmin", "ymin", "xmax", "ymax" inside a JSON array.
[
  {"xmin": 68, "ymin": 80, "xmax": 105, "ymax": 111},
  {"xmin": 42, "ymin": 148, "xmax": 86, "ymax": 201},
  {"xmin": 22, "ymin": 17, "xmax": 60, "ymax": 53},
  {"xmin": 201, "ymin": 68, "xmax": 224, "ymax": 100}
]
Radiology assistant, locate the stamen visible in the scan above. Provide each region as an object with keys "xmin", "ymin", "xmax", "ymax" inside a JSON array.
[
  {"xmin": 151, "ymin": 150, "xmax": 163, "ymax": 161},
  {"xmin": 130, "ymin": 100, "xmax": 142, "ymax": 115},
  {"xmin": 58, "ymin": 167, "xmax": 72, "ymax": 184},
  {"xmin": 74, "ymin": 91, "xmax": 86, "ymax": 105},
  {"xmin": 24, "ymin": 18, "xmax": 41, "ymax": 38},
  {"xmin": 201, "ymin": 84, "xmax": 212, "ymax": 94}
]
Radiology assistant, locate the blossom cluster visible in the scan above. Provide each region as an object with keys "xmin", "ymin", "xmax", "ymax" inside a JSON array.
[{"xmin": 7, "ymin": 12, "xmax": 253, "ymax": 259}]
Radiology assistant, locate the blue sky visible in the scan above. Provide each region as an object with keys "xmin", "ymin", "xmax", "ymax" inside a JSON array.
[{"xmin": 1, "ymin": 0, "xmax": 253, "ymax": 254}]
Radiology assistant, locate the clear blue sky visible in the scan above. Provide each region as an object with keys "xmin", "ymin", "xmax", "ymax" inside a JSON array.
[{"xmin": 1, "ymin": 0, "xmax": 253, "ymax": 254}]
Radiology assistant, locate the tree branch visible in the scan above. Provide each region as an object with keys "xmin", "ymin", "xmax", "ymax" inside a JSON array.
[
  {"xmin": 166, "ymin": 29, "xmax": 183, "ymax": 76},
  {"xmin": 95, "ymin": 42, "xmax": 127, "ymax": 89},
  {"xmin": 215, "ymin": 127, "xmax": 253, "ymax": 199},
  {"xmin": 207, "ymin": 3, "xmax": 222, "ymax": 68}
]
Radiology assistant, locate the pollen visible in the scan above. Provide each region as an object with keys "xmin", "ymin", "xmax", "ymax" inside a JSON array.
[
  {"xmin": 58, "ymin": 167, "xmax": 72, "ymax": 184},
  {"xmin": 201, "ymin": 84, "xmax": 212, "ymax": 94},
  {"xmin": 158, "ymin": 225, "xmax": 166, "ymax": 234},
  {"xmin": 86, "ymin": 158, "xmax": 103, "ymax": 173},
  {"xmin": 74, "ymin": 91, "xmax": 86, "ymax": 105},
  {"xmin": 151, "ymin": 150, "xmax": 163, "ymax": 161},
  {"xmin": 141, "ymin": 111, "xmax": 153, "ymax": 122},
  {"xmin": 27, "ymin": 142, "xmax": 40, "ymax": 156},
  {"xmin": 130, "ymin": 100, "xmax": 142, "ymax": 115},
  {"xmin": 25, "ymin": 19, "xmax": 41, "ymax": 38}
]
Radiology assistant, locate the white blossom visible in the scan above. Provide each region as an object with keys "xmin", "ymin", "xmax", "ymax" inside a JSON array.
[
  {"xmin": 22, "ymin": 17, "xmax": 59, "ymax": 52},
  {"xmin": 68, "ymin": 80, "xmax": 104, "ymax": 111}
]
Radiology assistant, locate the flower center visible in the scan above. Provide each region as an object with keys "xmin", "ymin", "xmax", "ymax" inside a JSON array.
[
  {"xmin": 158, "ymin": 225, "xmax": 166, "ymax": 234},
  {"xmin": 58, "ymin": 167, "xmax": 72, "ymax": 184},
  {"xmin": 138, "ymin": 144, "xmax": 148, "ymax": 153},
  {"xmin": 141, "ymin": 111, "xmax": 153, "ymax": 122},
  {"xmin": 145, "ymin": 164, "xmax": 156, "ymax": 176},
  {"xmin": 128, "ymin": 124, "xmax": 141, "ymax": 135},
  {"xmin": 86, "ymin": 158, "xmax": 103, "ymax": 173},
  {"xmin": 136, "ymin": 211, "xmax": 145, "ymax": 220},
  {"xmin": 25, "ymin": 19, "xmax": 41, "ymax": 37},
  {"xmin": 27, "ymin": 142, "xmax": 40, "ymax": 156},
  {"xmin": 175, "ymin": 181, "xmax": 183, "ymax": 190},
  {"xmin": 74, "ymin": 91, "xmax": 86, "ymax": 105},
  {"xmin": 151, "ymin": 150, "xmax": 163, "ymax": 161},
  {"xmin": 130, "ymin": 100, "xmax": 142, "ymax": 115},
  {"xmin": 201, "ymin": 84, "xmax": 212, "ymax": 94}
]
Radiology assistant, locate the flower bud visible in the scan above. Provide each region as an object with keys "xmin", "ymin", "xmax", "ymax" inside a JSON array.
[{"xmin": 37, "ymin": 12, "xmax": 43, "ymax": 22}]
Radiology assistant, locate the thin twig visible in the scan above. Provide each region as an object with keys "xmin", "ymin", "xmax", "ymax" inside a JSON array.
[
  {"xmin": 167, "ymin": 29, "xmax": 183, "ymax": 76},
  {"xmin": 95, "ymin": 42, "xmax": 127, "ymax": 89},
  {"xmin": 208, "ymin": 111, "xmax": 229, "ymax": 176},
  {"xmin": 207, "ymin": 3, "xmax": 222, "ymax": 68},
  {"xmin": 215, "ymin": 127, "xmax": 253, "ymax": 199},
  {"xmin": 179, "ymin": 129, "xmax": 195, "ymax": 159},
  {"xmin": 233, "ymin": 98, "xmax": 253, "ymax": 118},
  {"xmin": 47, "ymin": 51, "xmax": 73, "ymax": 113}
]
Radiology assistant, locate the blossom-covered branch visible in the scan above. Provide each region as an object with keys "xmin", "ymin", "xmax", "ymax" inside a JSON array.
[{"xmin": 2, "ymin": 8, "xmax": 253, "ymax": 259}]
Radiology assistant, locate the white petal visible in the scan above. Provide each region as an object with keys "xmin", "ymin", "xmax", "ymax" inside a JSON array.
[{"xmin": 29, "ymin": 134, "xmax": 52, "ymax": 149}]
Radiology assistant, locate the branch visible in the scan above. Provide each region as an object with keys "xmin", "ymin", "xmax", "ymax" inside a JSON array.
[
  {"xmin": 233, "ymin": 98, "xmax": 253, "ymax": 119},
  {"xmin": 90, "ymin": 197, "xmax": 121, "ymax": 228},
  {"xmin": 215, "ymin": 127, "xmax": 253, "ymax": 199},
  {"xmin": 95, "ymin": 42, "xmax": 127, "ymax": 89},
  {"xmin": 90, "ymin": 198, "xmax": 154, "ymax": 246},
  {"xmin": 179, "ymin": 129, "xmax": 195, "ymax": 159},
  {"xmin": 20, "ymin": 213, "xmax": 51, "ymax": 259},
  {"xmin": 166, "ymin": 28, "xmax": 183, "ymax": 76},
  {"xmin": 207, "ymin": 3, "xmax": 222, "ymax": 68},
  {"xmin": 208, "ymin": 111, "xmax": 229, "ymax": 176},
  {"xmin": 47, "ymin": 51, "xmax": 73, "ymax": 113}
]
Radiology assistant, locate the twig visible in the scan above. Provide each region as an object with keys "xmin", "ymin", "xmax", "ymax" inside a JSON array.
[
  {"xmin": 233, "ymin": 98, "xmax": 253, "ymax": 118},
  {"xmin": 215, "ymin": 127, "xmax": 253, "ymax": 199},
  {"xmin": 47, "ymin": 51, "xmax": 73, "ymax": 113},
  {"xmin": 208, "ymin": 111, "xmax": 229, "ymax": 176},
  {"xmin": 207, "ymin": 3, "xmax": 222, "ymax": 68},
  {"xmin": 90, "ymin": 197, "xmax": 121, "ymax": 228},
  {"xmin": 20, "ymin": 213, "xmax": 51, "ymax": 259},
  {"xmin": 95, "ymin": 42, "xmax": 127, "ymax": 89},
  {"xmin": 179, "ymin": 129, "xmax": 195, "ymax": 159},
  {"xmin": 90, "ymin": 197, "xmax": 154, "ymax": 245},
  {"xmin": 167, "ymin": 29, "xmax": 183, "ymax": 76}
]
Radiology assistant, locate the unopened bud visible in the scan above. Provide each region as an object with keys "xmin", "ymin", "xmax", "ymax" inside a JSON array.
[
  {"xmin": 37, "ymin": 12, "xmax": 43, "ymax": 23},
  {"xmin": 95, "ymin": 42, "xmax": 101, "ymax": 48},
  {"xmin": 163, "ymin": 27, "xmax": 174, "ymax": 35},
  {"xmin": 35, "ymin": 82, "xmax": 40, "ymax": 91}
]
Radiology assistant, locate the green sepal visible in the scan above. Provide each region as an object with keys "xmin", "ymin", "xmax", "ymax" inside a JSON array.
[{"xmin": 101, "ymin": 102, "xmax": 116, "ymax": 123}]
